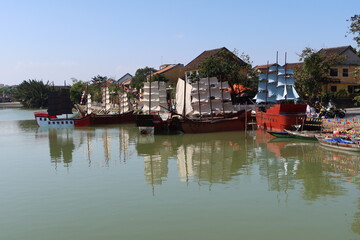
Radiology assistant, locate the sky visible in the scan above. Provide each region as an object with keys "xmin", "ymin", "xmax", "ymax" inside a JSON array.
[{"xmin": 0, "ymin": 0, "xmax": 358, "ymax": 86}]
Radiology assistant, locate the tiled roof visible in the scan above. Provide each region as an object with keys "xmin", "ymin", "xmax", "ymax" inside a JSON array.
[
  {"xmin": 118, "ymin": 73, "xmax": 133, "ymax": 84},
  {"xmin": 253, "ymin": 63, "xmax": 277, "ymax": 69},
  {"xmin": 284, "ymin": 62, "xmax": 303, "ymax": 69},
  {"xmin": 318, "ymin": 45, "xmax": 355, "ymax": 55},
  {"xmin": 152, "ymin": 64, "xmax": 177, "ymax": 75},
  {"xmin": 184, "ymin": 47, "xmax": 246, "ymax": 71}
]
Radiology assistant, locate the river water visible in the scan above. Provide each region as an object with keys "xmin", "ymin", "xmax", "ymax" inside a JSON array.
[{"xmin": 0, "ymin": 108, "xmax": 359, "ymax": 240}]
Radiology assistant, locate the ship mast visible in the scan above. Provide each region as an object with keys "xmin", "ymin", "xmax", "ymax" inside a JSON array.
[
  {"xmin": 284, "ymin": 52, "xmax": 288, "ymax": 102},
  {"xmin": 265, "ymin": 61, "xmax": 269, "ymax": 104},
  {"xmin": 207, "ymin": 76, "xmax": 214, "ymax": 120}
]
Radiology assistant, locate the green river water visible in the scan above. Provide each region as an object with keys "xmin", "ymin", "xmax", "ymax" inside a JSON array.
[{"xmin": 0, "ymin": 108, "xmax": 359, "ymax": 240}]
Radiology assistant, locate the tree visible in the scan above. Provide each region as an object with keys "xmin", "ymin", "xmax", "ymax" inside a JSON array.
[
  {"xmin": 198, "ymin": 49, "xmax": 258, "ymax": 101},
  {"xmin": 151, "ymin": 73, "xmax": 168, "ymax": 83},
  {"xmin": 12, "ymin": 79, "xmax": 51, "ymax": 108},
  {"xmin": 69, "ymin": 78, "xmax": 88, "ymax": 104},
  {"xmin": 347, "ymin": 14, "xmax": 360, "ymax": 49},
  {"xmin": 294, "ymin": 48, "xmax": 344, "ymax": 101},
  {"xmin": 130, "ymin": 67, "xmax": 157, "ymax": 90},
  {"xmin": 198, "ymin": 49, "xmax": 247, "ymax": 86}
]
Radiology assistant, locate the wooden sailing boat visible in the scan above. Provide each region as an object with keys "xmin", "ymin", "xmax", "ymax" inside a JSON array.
[
  {"xmin": 176, "ymin": 77, "xmax": 251, "ymax": 133},
  {"xmin": 34, "ymin": 88, "xmax": 91, "ymax": 127},
  {"xmin": 254, "ymin": 53, "xmax": 306, "ymax": 132},
  {"xmin": 87, "ymin": 83, "xmax": 136, "ymax": 125},
  {"xmin": 136, "ymin": 80, "xmax": 174, "ymax": 134}
]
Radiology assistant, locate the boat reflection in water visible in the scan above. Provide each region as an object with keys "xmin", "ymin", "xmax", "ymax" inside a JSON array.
[
  {"xmin": 136, "ymin": 132, "xmax": 253, "ymax": 186},
  {"xmin": 34, "ymin": 124, "xmax": 138, "ymax": 168},
  {"xmin": 33, "ymin": 123, "xmax": 360, "ymax": 189}
]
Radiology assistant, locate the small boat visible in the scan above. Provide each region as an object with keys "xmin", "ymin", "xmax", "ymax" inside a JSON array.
[
  {"xmin": 317, "ymin": 137, "xmax": 360, "ymax": 152},
  {"xmin": 34, "ymin": 89, "xmax": 91, "ymax": 127},
  {"xmin": 283, "ymin": 129, "xmax": 320, "ymax": 140},
  {"xmin": 267, "ymin": 131, "xmax": 292, "ymax": 138}
]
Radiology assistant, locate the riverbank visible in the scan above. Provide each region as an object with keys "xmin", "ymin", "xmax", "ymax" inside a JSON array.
[
  {"xmin": 0, "ymin": 102, "xmax": 23, "ymax": 108},
  {"xmin": 344, "ymin": 107, "xmax": 360, "ymax": 119}
]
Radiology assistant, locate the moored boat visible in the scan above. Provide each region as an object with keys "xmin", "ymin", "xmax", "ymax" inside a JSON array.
[
  {"xmin": 136, "ymin": 81, "xmax": 174, "ymax": 134},
  {"xmin": 34, "ymin": 111, "xmax": 91, "ymax": 127},
  {"xmin": 176, "ymin": 77, "xmax": 251, "ymax": 134},
  {"xmin": 254, "ymin": 54, "xmax": 307, "ymax": 132},
  {"xmin": 86, "ymin": 84, "xmax": 136, "ymax": 125},
  {"xmin": 284, "ymin": 129, "xmax": 321, "ymax": 140},
  {"xmin": 317, "ymin": 136, "xmax": 360, "ymax": 152},
  {"xmin": 267, "ymin": 131, "xmax": 292, "ymax": 138},
  {"xmin": 34, "ymin": 89, "xmax": 91, "ymax": 127}
]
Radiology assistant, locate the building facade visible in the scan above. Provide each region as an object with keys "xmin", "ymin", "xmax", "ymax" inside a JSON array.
[{"xmin": 319, "ymin": 46, "xmax": 360, "ymax": 95}]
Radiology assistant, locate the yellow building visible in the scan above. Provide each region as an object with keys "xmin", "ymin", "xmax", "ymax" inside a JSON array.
[{"xmin": 319, "ymin": 46, "xmax": 360, "ymax": 95}]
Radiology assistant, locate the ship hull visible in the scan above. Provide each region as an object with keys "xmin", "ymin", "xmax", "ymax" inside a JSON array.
[
  {"xmin": 34, "ymin": 112, "xmax": 91, "ymax": 127},
  {"xmin": 180, "ymin": 110, "xmax": 251, "ymax": 134},
  {"xmin": 256, "ymin": 104, "xmax": 307, "ymax": 132},
  {"xmin": 136, "ymin": 113, "xmax": 178, "ymax": 134},
  {"xmin": 90, "ymin": 111, "xmax": 136, "ymax": 125}
]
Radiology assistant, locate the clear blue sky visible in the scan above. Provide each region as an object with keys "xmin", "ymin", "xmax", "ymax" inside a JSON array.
[{"xmin": 0, "ymin": 0, "xmax": 358, "ymax": 86}]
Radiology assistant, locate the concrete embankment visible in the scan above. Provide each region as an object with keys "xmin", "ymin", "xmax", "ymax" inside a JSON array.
[{"xmin": 0, "ymin": 102, "xmax": 23, "ymax": 108}]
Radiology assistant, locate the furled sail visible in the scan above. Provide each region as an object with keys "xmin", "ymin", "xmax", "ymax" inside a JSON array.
[{"xmin": 175, "ymin": 78, "xmax": 193, "ymax": 115}]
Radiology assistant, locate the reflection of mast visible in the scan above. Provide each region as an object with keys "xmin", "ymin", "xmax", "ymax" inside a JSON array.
[
  {"xmin": 103, "ymin": 129, "xmax": 111, "ymax": 165},
  {"xmin": 119, "ymin": 128, "xmax": 130, "ymax": 163},
  {"xmin": 87, "ymin": 132, "xmax": 93, "ymax": 167},
  {"xmin": 177, "ymin": 145, "xmax": 194, "ymax": 183}
]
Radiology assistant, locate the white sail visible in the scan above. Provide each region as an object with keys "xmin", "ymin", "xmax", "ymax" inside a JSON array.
[
  {"xmin": 141, "ymin": 81, "xmax": 169, "ymax": 114},
  {"xmin": 222, "ymin": 91, "xmax": 231, "ymax": 101},
  {"xmin": 254, "ymin": 92, "xmax": 266, "ymax": 103},
  {"xmin": 258, "ymin": 81, "xmax": 267, "ymax": 91},
  {"xmin": 220, "ymin": 81, "xmax": 230, "ymax": 90},
  {"xmin": 102, "ymin": 87, "xmax": 111, "ymax": 111},
  {"xmin": 278, "ymin": 69, "xmax": 294, "ymax": 75},
  {"xmin": 186, "ymin": 76, "xmax": 239, "ymax": 117},
  {"xmin": 176, "ymin": 78, "xmax": 193, "ymax": 115},
  {"xmin": 259, "ymin": 73, "xmax": 267, "ymax": 81},
  {"xmin": 255, "ymin": 62, "xmax": 299, "ymax": 103},
  {"xmin": 119, "ymin": 91, "xmax": 130, "ymax": 114},
  {"xmin": 268, "ymin": 73, "xmax": 277, "ymax": 83},
  {"xmin": 192, "ymin": 92, "xmax": 209, "ymax": 103},
  {"xmin": 87, "ymin": 93, "xmax": 92, "ymax": 114},
  {"xmin": 267, "ymin": 83, "xmax": 277, "ymax": 97},
  {"xmin": 192, "ymin": 102, "xmax": 211, "ymax": 116},
  {"xmin": 277, "ymin": 76, "xmax": 295, "ymax": 86}
]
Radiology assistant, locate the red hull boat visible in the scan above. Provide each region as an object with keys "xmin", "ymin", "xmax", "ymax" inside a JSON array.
[
  {"xmin": 34, "ymin": 112, "xmax": 91, "ymax": 127},
  {"xmin": 256, "ymin": 104, "xmax": 306, "ymax": 132},
  {"xmin": 180, "ymin": 110, "xmax": 251, "ymax": 134},
  {"xmin": 90, "ymin": 111, "xmax": 136, "ymax": 125}
]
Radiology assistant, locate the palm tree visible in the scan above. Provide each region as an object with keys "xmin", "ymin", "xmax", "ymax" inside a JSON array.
[{"xmin": 13, "ymin": 79, "xmax": 51, "ymax": 108}]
